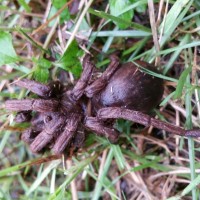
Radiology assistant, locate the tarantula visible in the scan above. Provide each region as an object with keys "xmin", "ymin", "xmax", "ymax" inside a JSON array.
[{"xmin": 5, "ymin": 54, "xmax": 200, "ymax": 154}]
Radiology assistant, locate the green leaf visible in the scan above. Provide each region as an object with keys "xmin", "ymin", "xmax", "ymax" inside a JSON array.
[
  {"xmin": 26, "ymin": 160, "xmax": 61, "ymax": 195},
  {"xmin": 34, "ymin": 67, "xmax": 49, "ymax": 83},
  {"xmin": 37, "ymin": 57, "xmax": 52, "ymax": 69},
  {"xmin": 159, "ymin": 0, "xmax": 191, "ymax": 37},
  {"xmin": 173, "ymin": 66, "xmax": 192, "ymax": 99},
  {"xmin": 52, "ymin": 0, "xmax": 70, "ymax": 24},
  {"xmin": 132, "ymin": 61, "xmax": 178, "ymax": 83},
  {"xmin": 88, "ymin": 30, "xmax": 151, "ymax": 37},
  {"xmin": 194, "ymin": 0, "xmax": 200, "ymax": 9},
  {"xmin": 182, "ymin": 174, "xmax": 200, "ymax": 196},
  {"xmin": 129, "ymin": 0, "xmax": 147, "ymax": 13},
  {"xmin": 0, "ymin": 5, "xmax": 9, "ymax": 10},
  {"xmin": 145, "ymin": 0, "xmax": 193, "ymax": 62},
  {"xmin": 163, "ymin": 34, "xmax": 190, "ymax": 74},
  {"xmin": 11, "ymin": 64, "xmax": 31, "ymax": 74},
  {"xmin": 109, "ymin": 0, "xmax": 134, "ymax": 29},
  {"xmin": 92, "ymin": 149, "xmax": 115, "ymax": 200},
  {"xmin": 57, "ymin": 40, "xmax": 83, "ymax": 77},
  {"xmin": 0, "ymin": 31, "xmax": 18, "ymax": 66},
  {"xmin": 89, "ymin": 8, "xmax": 150, "ymax": 32},
  {"xmin": 159, "ymin": 91, "xmax": 175, "ymax": 107},
  {"xmin": 112, "ymin": 145, "xmax": 125, "ymax": 170},
  {"xmin": 135, "ymin": 2, "xmax": 147, "ymax": 13},
  {"xmin": 17, "ymin": 0, "xmax": 31, "ymax": 12},
  {"xmin": 53, "ymin": 0, "xmax": 68, "ymax": 10},
  {"xmin": 49, "ymin": 155, "xmax": 98, "ymax": 200},
  {"xmin": 33, "ymin": 57, "xmax": 51, "ymax": 83}
]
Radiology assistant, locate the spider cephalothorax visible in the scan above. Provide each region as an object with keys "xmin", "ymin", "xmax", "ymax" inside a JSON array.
[{"xmin": 5, "ymin": 54, "xmax": 200, "ymax": 154}]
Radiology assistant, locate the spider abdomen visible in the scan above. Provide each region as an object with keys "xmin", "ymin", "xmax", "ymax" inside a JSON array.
[{"xmin": 96, "ymin": 61, "xmax": 164, "ymax": 113}]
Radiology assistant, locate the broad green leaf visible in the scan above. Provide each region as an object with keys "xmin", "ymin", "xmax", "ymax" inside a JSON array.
[
  {"xmin": 0, "ymin": 31, "xmax": 18, "ymax": 66},
  {"xmin": 53, "ymin": 0, "xmax": 66, "ymax": 7},
  {"xmin": 37, "ymin": 57, "xmax": 52, "ymax": 69},
  {"xmin": 173, "ymin": 66, "xmax": 192, "ymax": 99},
  {"xmin": 52, "ymin": 0, "xmax": 70, "ymax": 24},
  {"xmin": 33, "ymin": 57, "xmax": 51, "ymax": 83},
  {"xmin": 34, "ymin": 67, "xmax": 49, "ymax": 83},
  {"xmin": 109, "ymin": 0, "xmax": 134, "ymax": 29},
  {"xmin": 57, "ymin": 40, "xmax": 83, "ymax": 77}
]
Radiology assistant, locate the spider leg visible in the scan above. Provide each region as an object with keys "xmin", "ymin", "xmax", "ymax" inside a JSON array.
[
  {"xmin": 97, "ymin": 107, "xmax": 200, "ymax": 137},
  {"xmin": 85, "ymin": 55, "xmax": 120, "ymax": 98},
  {"xmin": 52, "ymin": 113, "xmax": 81, "ymax": 154},
  {"xmin": 72, "ymin": 126, "xmax": 85, "ymax": 148},
  {"xmin": 15, "ymin": 79, "xmax": 52, "ymax": 98},
  {"xmin": 21, "ymin": 113, "xmax": 52, "ymax": 144},
  {"xmin": 17, "ymin": 112, "xmax": 45, "ymax": 144},
  {"xmin": 21, "ymin": 128, "xmax": 40, "ymax": 144},
  {"xmin": 30, "ymin": 113, "xmax": 65, "ymax": 153},
  {"xmin": 5, "ymin": 99, "xmax": 59, "ymax": 112},
  {"xmin": 71, "ymin": 54, "xmax": 95, "ymax": 100},
  {"xmin": 15, "ymin": 111, "xmax": 32, "ymax": 123},
  {"xmin": 31, "ymin": 113, "xmax": 45, "ymax": 128},
  {"xmin": 85, "ymin": 117, "xmax": 120, "ymax": 143}
]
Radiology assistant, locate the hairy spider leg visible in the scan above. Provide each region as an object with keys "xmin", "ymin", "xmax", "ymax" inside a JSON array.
[
  {"xmin": 85, "ymin": 117, "xmax": 120, "ymax": 143},
  {"xmin": 21, "ymin": 128, "xmax": 40, "ymax": 144},
  {"xmin": 21, "ymin": 113, "xmax": 46, "ymax": 144},
  {"xmin": 52, "ymin": 113, "xmax": 81, "ymax": 154},
  {"xmin": 72, "ymin": 126, "xmax": 86, "ymax": 147},
  {"xmin": 85, "ymin": 55, "xmax": 120, "ymax": 98},
  {"xmin": 75, "ymin": 54, "xmax": 120, "ymax": 142},
  {"xmin": 30, "ymin": 114, "xmax": 65, "ymax": 153},
  {"xmin": 14, "ymin": 111, "xmax": 32, "ymax": 123},
  {"xmin": 5, "ymin": 99, "xmax": 59, "ymax": 112},
  {"xmin": 72, "ymin": 54, "xmax": 95, "ymax": 100},
  {"xmin": 97, "ymin": 107, "xmax": 200, "ymax": 137},
  {"xmin": 15, "ymin": 79, "xmax": 52, "ymax": 97}
]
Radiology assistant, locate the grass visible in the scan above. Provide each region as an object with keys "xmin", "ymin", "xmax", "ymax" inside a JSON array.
[{"xmin": 1, "ymin": 0, "xmax": 200, "ymax": 199}]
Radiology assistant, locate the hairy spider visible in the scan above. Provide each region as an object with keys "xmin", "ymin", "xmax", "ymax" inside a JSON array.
[{"xmin": 5, "ymin": 54, "xmax": 200, "ymax": 154}]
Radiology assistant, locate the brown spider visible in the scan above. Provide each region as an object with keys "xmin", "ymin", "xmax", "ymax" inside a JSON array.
[{"xmin": 5, "ymin": 54, "xmax": 200, "ymax": 154}]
